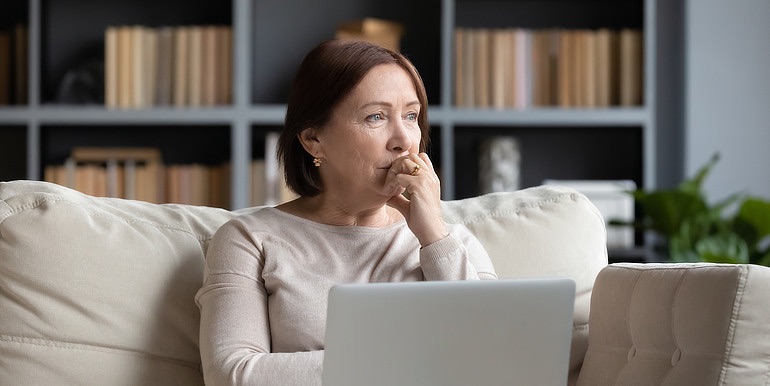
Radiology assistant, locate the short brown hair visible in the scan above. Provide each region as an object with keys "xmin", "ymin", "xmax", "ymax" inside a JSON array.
[{"xmin": 278, "ymin": 38, "xmax": 430, "ymax": 197}]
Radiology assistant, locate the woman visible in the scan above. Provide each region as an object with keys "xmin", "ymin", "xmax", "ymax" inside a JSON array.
[{"xmin": 196, "ymin": 38, "xmax": 497, "ymax": 385}]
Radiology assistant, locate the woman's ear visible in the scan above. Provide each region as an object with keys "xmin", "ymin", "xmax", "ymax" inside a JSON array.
[{"xmin": 298, "ymin": 127, "xmax": 323, "ymax": 158}]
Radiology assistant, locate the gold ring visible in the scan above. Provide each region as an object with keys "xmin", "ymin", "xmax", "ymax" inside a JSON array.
[{"xmin": 410, "ymin": 164, "xmax": 421, "ymax": 176}]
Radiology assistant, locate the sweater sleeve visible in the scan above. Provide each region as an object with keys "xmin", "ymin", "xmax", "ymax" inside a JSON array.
[
  {"xmin": 419, "ymin": 224, "xmax": 498, "ymax": 281},
  {"xmin": 195, "ymin": 218, "xmax": 323, "ymax": 386}
]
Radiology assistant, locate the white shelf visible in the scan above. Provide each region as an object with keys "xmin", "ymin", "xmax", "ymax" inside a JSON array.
[{"xmin": 447, "ymin": 108, "xmax": 649, "ymax": 127}]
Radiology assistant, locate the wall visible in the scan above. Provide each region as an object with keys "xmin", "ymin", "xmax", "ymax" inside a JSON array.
[{"xmin": 685, "ymin": 0, "xmax": 770, "ymax": 202}]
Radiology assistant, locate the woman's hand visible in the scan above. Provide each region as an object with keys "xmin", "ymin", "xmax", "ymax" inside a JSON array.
[{"xmin": 385, "ymin": 152, "xmax": 449, "ymax": 247}]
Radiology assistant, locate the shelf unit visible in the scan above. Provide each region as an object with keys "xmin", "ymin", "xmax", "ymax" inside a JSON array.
[{"xmin": 1, "ymin": 0, "xmax": 665, "ymax": 218}]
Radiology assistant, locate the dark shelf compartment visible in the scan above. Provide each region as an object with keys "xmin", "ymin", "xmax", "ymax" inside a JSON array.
[
  {"xmin": 251, "ymin": 0, "xmax": 442, "ymax": 105},
  {"xmin": 453, "ymin": 125, "xmax": 643, "ymax": 199},
  {"xmin": 455, "ymin": 0, "xmax": 644, "ymax": 30},
  {"xmin": 40, "ymin": 124, "xmax": 232, "ymax": 169},
  {"xmin": 0, "ymin": 126, "xmax": 27, "ymax": 181}
]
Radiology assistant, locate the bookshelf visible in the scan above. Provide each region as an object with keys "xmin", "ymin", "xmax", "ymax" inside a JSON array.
[{"xmin": 0, "ymin": 0, "xmax": 671, "ymax": 228}]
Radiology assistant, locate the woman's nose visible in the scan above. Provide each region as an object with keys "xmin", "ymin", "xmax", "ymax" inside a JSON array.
[{"xmin": 389, "ymin": 119, "xmax": 413, "ymax": 153}]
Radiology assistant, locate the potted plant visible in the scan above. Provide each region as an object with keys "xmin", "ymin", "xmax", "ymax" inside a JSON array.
[{"xmin": 617, "ymin": 153, "xmax": 770, "ymax": 266}]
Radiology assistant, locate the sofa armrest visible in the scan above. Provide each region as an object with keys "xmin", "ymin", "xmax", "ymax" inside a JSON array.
[{"xmin": 578, "ymin": 263, "xmax": 770, "ymax": 386}]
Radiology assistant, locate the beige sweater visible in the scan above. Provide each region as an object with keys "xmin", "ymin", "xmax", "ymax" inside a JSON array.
[{"xmin": 195, "ymin": 207, "xmax": 497, "ymax": 385}]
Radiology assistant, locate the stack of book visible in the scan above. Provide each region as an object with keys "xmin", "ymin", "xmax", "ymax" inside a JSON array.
[
  {"xmin": 43, "ymin": 147, "xmax": 233, "ymax": 208},
  {"xmin": 44, "ymin": 147, "xmax": 167, "ymax": 204},
  {"xmin": 0, "ymin": 24, "xmax": 28, "ymax": 106},
  {"xmin": 104, "ymin": 25, "xmax": 232, "ymax": 109},
  {"xmin": 454, "ymin": 28, "xmax": 643, "ymax": 109},
  {"xmin": 42, "ymin": 142, "xmax": 298, "ymax": 209}
]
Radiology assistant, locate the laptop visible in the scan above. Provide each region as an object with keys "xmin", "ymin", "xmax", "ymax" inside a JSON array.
[{"xmin": 322, "ymin": 278, "xmax": 575, "ymax": 386}]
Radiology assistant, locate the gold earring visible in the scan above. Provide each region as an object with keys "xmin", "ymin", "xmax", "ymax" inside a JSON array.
[{"xmin": 313, "ymin": 157, "xmax": 322, "ymax": 167}]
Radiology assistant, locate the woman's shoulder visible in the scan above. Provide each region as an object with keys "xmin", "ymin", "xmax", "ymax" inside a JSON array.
[{"xmin": 213, "ymin": 207, "xmax": 289, "ymax": 236}]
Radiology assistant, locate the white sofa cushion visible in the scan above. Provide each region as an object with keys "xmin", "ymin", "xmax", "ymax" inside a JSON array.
[
  {"xmin": 443, "ymin": 187, "xmax": 608, "ymax": 385},
  {"xmin": 578, "ymin": 263, "xmax": 770, "ymax": 385},
  {"xmin": 0, "ymin": 180, "xmax": 235, "ymax": 385},
  {"xmin": 0, "ymin": 180, "xmax": 607, "ymax": 385}
]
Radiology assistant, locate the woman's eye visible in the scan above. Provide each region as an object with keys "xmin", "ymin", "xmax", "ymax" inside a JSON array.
[
  {"xmin": 405, "ymin": 112, "xmax": 418, "ymax": 121},
  {"xmin": 367, "ymin": 113, "xmax": 384, "ymax": 122}
]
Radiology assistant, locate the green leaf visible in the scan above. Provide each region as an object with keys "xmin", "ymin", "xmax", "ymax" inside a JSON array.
[
  {"xmin": 669, "ymin": 234, "xmax": 699, "ymax": 262},
  {"xmin": 695, "ymin": 233, "xmax": 749, "ymax": 264},
  {"xmin": 738, "ymin": 198, "xmax": 770, "ymax": 238},
  {"xmin": 640, "ymin": 190, "xmax": 708, "ymax": 237}
]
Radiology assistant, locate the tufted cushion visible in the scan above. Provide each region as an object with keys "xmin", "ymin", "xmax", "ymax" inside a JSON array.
[
  {"xmin": 443, "ymin": 187, "xmax": 608, "ymax": 385},
  {"xmin": 578, "ymin": 263, "xmax": 770, "ymax": 385}
]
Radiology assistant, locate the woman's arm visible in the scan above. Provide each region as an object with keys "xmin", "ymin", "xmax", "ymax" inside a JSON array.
[
  {"xmin": 418, "ymin": 224, "xmax": 498, "ymax": 281},
  {"xmin": 195, "ymin": 219, "xmax": 323, "ymax": 386}
]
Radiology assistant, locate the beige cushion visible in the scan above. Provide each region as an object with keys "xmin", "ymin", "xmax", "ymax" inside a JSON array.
[
  {"xmin": 443, "ymin": 187, "xmax": 608, "ymax": 385},
  {"xmin": 578, "ymin": 263, "xmax": 770, "ymax": 385},
  {"xmin": 0, "ymin": 180, "xmax": 606, "ymax": 384},
  {"xmin": 0, "ymin": 180, "xmax": 236, "ymax": 385}
]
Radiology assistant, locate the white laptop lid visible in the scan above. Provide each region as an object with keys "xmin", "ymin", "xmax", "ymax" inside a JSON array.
[{"xmin": 322, "ymin": 278, "xmax": 575, "ymax": 386}]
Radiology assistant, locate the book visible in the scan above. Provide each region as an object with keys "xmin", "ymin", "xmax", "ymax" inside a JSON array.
[
  {"xmin": 116, "ymin": 26, "xmax": 133, "ymax": 109},
  {"xmin": 216, "ymin": 26, "xmax": 232, "ymax": 105},
  {"xmin": 201, "ymin": 25, "xmax": 217, "ymax": 106},
  {"xmin": 620, "ymin": 29, "xmax": 643, "ymax": 106},
  {"xmin": 131, "ymin": 26, "xmax": 147, "ymax": 109},
  {"xmin": 512, "ymin": 28, "xmax": 529, "ymax": 109},
  {"xmin": 71, "ymin": 147, "xmax": 162, "ymax": 163},
  {"xmin": 71, "ymin": 147, "xmax": 163, "ymax": 201},
  {"xmin": 173, "ymin": 26, "xmax": 190, "ymax": 107},
  {"xmin": 582, "ymin": 30, "xmax": 597, "ymax": 108},
  {"xmin": 489, "ymin": 29, "xmax": 507, "ymax": 110},
  {"xmin": 105, "ymin": 27, "xmax": 119, "ymax": 108},
  {"xmin": 188, "ymin": 26, "xmax": 203, "ymax": 107},
  {"xmin": 474, "ymin": 28, "xmax": 490, "ymax": 108},
  {"xmin": 594, "ymin": 29, "xmax": 611, "ymax": 107},
  {"xmin": 155, "ymin": 27, "xmax": 174, "ymax": 106},
  {"xmin": 336, "ymin": 18, "xmax": 404, "ymax": 52},
  {"xmin": 143, "ymin": 28, "xmax": 157, "ymax": 108},
  {"xmin": 209, "ymin": 162, "xmax": 231, "ymax": 209},
  {"xmin": 557, "ymin": 29, "xmax": 572, "ymax": 107},
  {"xmin": 530, "ymin": 29, "xmax": 553, "ymax": 107}
]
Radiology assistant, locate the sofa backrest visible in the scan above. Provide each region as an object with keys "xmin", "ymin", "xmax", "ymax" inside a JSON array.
[
  {"xmin": 0, "ymin": 180, "xmax": 607, "ymax": 385},
  {"xmin": 442, "ymin": 187, "xmax": 608, "ymax": 384},
  {"xmin": 578, "ymin": 262, "xmax": 770, "ymax": 386},
  {"xmin": 0, "ymin": 180, "xmax": 238, "ymax": 385}
]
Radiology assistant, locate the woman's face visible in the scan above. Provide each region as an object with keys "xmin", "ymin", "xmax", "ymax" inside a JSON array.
[{"xmin": 312, "ymin": 63, "xmax": 423, "ymax": 199}]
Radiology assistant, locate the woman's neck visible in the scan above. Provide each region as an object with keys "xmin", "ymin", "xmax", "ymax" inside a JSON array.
[{"xmin": 277, "ymin": 194, "xmax": 403, "ymax": 227}]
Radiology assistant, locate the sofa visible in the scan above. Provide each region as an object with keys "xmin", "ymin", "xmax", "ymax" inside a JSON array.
[{"xmin": 1, "ymin": 180, "xmax": 768, "ymax": 385}]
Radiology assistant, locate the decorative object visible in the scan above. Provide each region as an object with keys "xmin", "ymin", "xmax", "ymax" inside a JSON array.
[{"xmin": 478, "ymin": 136, "xmax": 521, "ymax": 195}]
